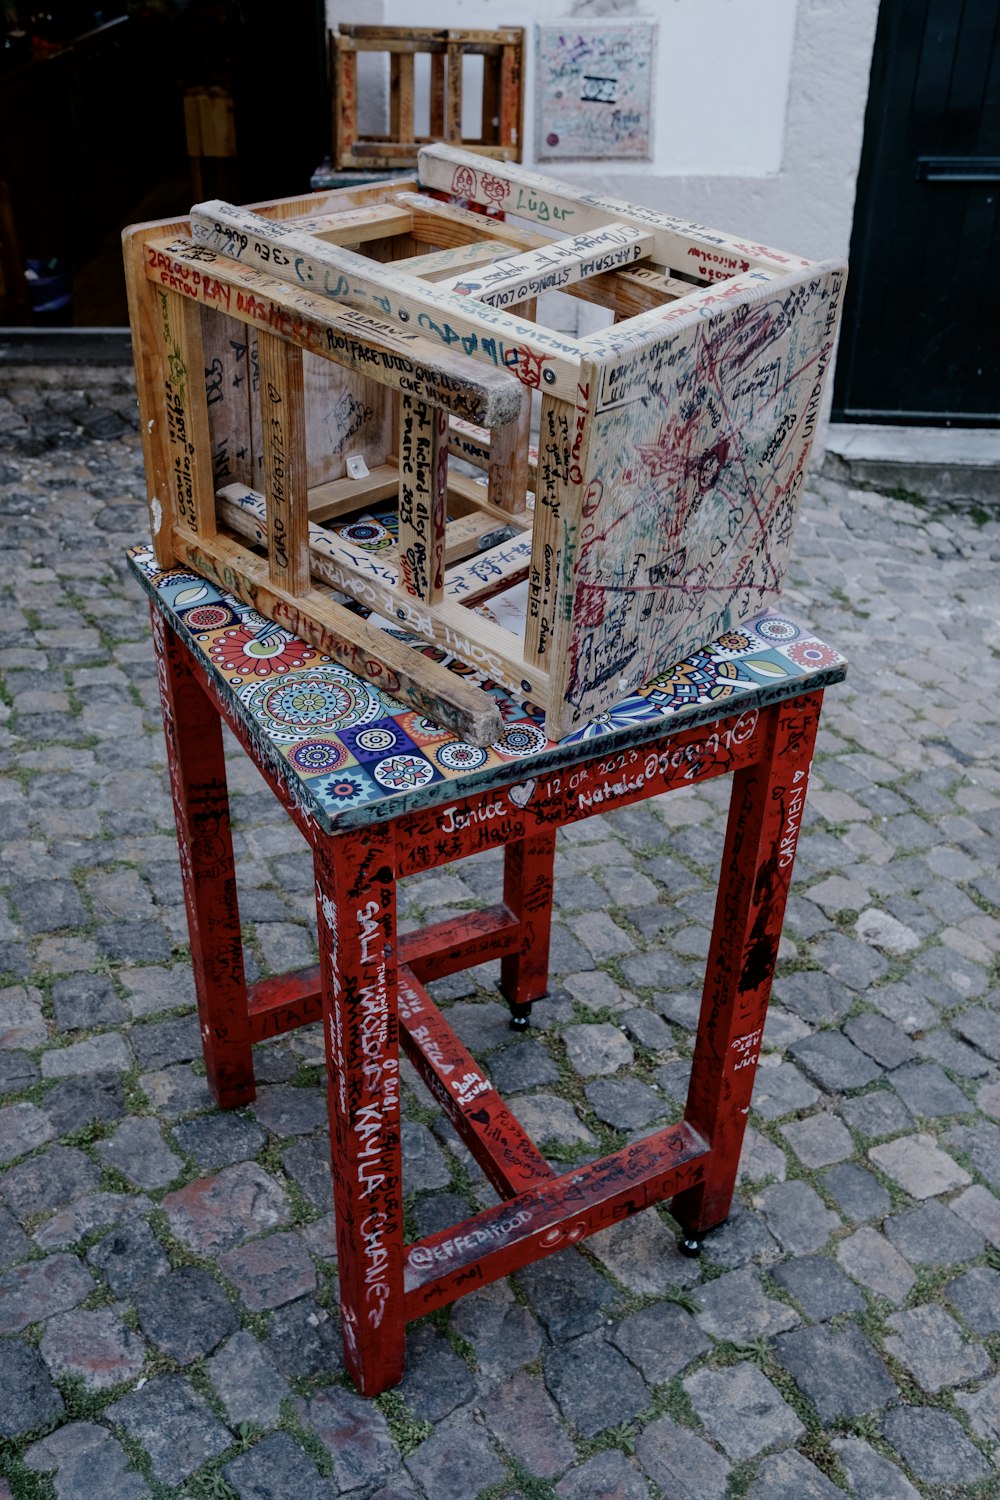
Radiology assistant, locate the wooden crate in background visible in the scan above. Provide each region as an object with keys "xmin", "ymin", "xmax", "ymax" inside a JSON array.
[
  {"xmin": 331, "ymin": 25, "xmax": 524, "ymax": 171},
  {"xmin": 124, "ymin": 146, "xmax": 845, "ymax": 746}
]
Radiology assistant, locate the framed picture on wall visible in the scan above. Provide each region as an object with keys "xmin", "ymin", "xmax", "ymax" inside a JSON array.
[{"xmin": 535, "ymin": 20, "xmax": 657, "ymax": 161}]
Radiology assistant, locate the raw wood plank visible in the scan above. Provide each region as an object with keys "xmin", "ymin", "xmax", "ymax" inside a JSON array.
[
  {"xmin": 299, "ymin": 205, "xmax": 414, "ymax": 246},
  {"xmin": 171, "ymin": 526, "xmax": 502, "ymax": 743},
  {"xmin": 201, "ymin": 310, "xmax": 254, "ymax": 489},
  {"xmin": 257, "ymin": 332, "xmax": 309, "ymax": 593},
  {"xmin": 302, "ymin": 350, "xmax": 392, "ymax": 489},
  {"xmin": 307, "ymin": 463, "xmax": 399, "ymax": 522},
  {"xmin": 397, "ymin": 395, "xmax": 447, "ymax": 602},
  {"xmin": 488, "ymin": 395, "xmax": 530, "ymax": 514},
  {"xmin": 499, "ymin": 40, "xmax": 522, "ymax": 154},
  {"xmin": 396, "ymin": 51, "xmax": 414, "ymax": 142},
  {"xmin": 339, "ymin": 24, "xmax": 522, "ymax": 45},
  {"xmin": 123, "ymin": 215, "xmax": 189, "ymax": 566},
  {"xmin": 436, "ymin": 224, "xmax": 653, "ymax": 309},
  {"xmin": 159, "ymin": 288, "xmax": 217, "ymax": 540},
  {"xmin": 430, "ymin": 50, "xmax": 446, "ymax": 137},
  {"xmin": 480, "ymin": 42, "xmax": 499, "ymax": 145},
  {"xmin": 185, "ymin": 201, "xmax": 586, "ymax": 401},
  {"xmin": 334, "ymin": 39, "xmax": 358, "ymax": 170},
  {"xmin": 446, "ymin": 41, "xmax": 463, "ymax": 144},
  {"xmin": 397, "ymin": 191, "xmax": 546, "ymax": 252},
  {"xmin": 394, "ymin": 239, "xmax": 512, "ymax": 280}
]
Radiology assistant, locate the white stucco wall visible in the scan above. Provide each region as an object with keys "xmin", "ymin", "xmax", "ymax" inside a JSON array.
[
  {"xmin": 327, "ymin": 0, "xmax": 881, "ymax": 442},
  {"xmin": 328, "ymin": 0, "xmax": 878, "ymax": 259}
]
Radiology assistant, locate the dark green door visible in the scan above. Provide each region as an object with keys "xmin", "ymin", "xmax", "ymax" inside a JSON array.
[{"xmin": 833, "ymin": 0, "xmax": 1000, "ymax": 426}]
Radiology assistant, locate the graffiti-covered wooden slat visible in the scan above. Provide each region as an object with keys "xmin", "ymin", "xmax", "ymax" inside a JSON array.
[
  {"xmin": 257, "ymin": 333, "xmax": 309, "ymax": 594},
  {"xmin": 201, "ymin": 309, "xmax": 254, "ymax": 490},
  {"xmin": 397, "ymin": 395, "xmax": 447, "ymax": 603},
  {"xmin": 398, "ymin": 967, "xmax": 554, "ymax": 1197},
  {"xmin": 446, "ymin": 39, "xmax": 464, "ymax": 146},
  {"xmin": 185, "ymin": 202, "xmax": 587, "ymax": 401},
  {"xmin": 417, "ymin": 143, "xmax": 810, "ymax": 275},
  {"xmin": 435, "ymin": 224, "xmax": 653, "ymax": 309},
  {"xmin": 403, "ymin": 1121, "xmax": 709, "ymax": 1317},
  {"xmin": 158, "ymin": 289, "xmax": 217, "ymax": 543}
]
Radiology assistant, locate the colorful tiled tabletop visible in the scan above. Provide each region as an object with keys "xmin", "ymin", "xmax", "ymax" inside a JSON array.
[{"xmin": 128, "ymin": 543, "xmax": 847, "ymax": 833}]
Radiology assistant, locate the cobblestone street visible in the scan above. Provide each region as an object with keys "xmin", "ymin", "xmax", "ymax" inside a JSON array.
[{"xmin": 1, "ymin": 368, "xmax": 999, "ymax": 1500}]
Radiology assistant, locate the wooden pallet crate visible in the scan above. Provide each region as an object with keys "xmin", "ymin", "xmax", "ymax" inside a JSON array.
[
  {"xmin": 124, "ymin": 145, "xmax": 845, "ymax": 746},
  {"xmin": 331, "ymin": 25, "xmax": 524, "ymax": 170}
]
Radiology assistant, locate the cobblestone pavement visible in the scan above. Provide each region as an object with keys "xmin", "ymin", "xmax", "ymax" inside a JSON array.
[{"xmin": 0, "ymin": 369, "xmax": 999, "ymax": 1500}]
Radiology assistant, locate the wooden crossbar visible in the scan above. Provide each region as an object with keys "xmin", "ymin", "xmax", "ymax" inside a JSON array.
[
  {"xmin": 403, "ymin": 1121, "xmax": 709, "ymax": 1317},
  {"xmin": 398, "ymin": 966, "xmax": 554, "ymax": 1199}
]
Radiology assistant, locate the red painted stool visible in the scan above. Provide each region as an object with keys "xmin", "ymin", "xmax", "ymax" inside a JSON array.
[{"xmin": 131, "ymin": 543, "xmax": 845, "ymax": 1396}]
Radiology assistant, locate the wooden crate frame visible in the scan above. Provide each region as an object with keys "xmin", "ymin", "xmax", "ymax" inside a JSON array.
[
  {"xmin": 125, "ymin": 145, "xmax": 845, "ymax": 746},
  {"xmin": 331, "ymin": 25, "xmax": 524, "ymax": 170}
]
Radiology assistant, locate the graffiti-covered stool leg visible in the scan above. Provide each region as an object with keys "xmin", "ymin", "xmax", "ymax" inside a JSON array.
[
  {"xmin": 135, "ymin": 545, "xmax": 843, "ymax": 1397},
  {"xmin": 500, "ymin": 830, "xmax": 557, "ymax": 1028},
  {"xmin": 671, "ymin": 698, "xmax": 821, "ymax": 1254}
]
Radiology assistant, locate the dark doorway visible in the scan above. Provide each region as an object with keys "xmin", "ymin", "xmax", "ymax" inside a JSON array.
[{"xmin": 833, "ymin": 0, "xmax": 1000, "ymax": 426}]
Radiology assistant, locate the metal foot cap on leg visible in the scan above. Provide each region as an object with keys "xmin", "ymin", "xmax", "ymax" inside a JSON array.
[
  {"xmin": 508, "ymin": 1000, "xmax": 534, "ymax": 1031},
  {"xmin": 678, "ymin": 1234, "xmax": 703, "ymax": 1258}
]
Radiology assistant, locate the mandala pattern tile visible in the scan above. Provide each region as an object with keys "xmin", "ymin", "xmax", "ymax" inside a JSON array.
[
  {"xmin": 399, "ymin": 712, "xmax": 452, "ymax": 748},
  {"xmin": 564, "ymin": 695, "xmax": 657, "ymax": 741},
  {"xmin": 432, "ymin": 740, "xmax": 500, "ymax": 775},
  {"xmin": 493, "ymin": 722, "xmax": 550, "ymax": 758},
  {"xmin": 335, "ymin": 513, "xmax": 396, "ymax": 552},
  {"xmin": 208, "ymin": 625, "xmax": 319, "ymax": 679},
  {"xmin": 284, "ymin": 739, "xmax": 356, "ymax": 778},
  {"xmin": 179, "ymin": 601, "xmax": 240, "ymax": 632},
  {"xmin": 752, "ymin": 615, "xmax": 802, "ymax": 644},
  {"xmin": 237, "ymin": 669, "xmax": 385, "ymax": 743},
  {"xmin": 781, "ymin": 638, "xmax": 846, "ymax": 670},
  {"xmin": 340, "ymin": 722, "xmax": 421, "ymax": 764},
  {"xmin": 126, "ymin": 545, "xmax": 846, "ymax": 828},
  {"xmin": 638, "ymin": 653, "xmax": 752, "ymax": 712},
  {"xmin": 372, "ymin": 753, "xmax": 442, "ymax": 791},
  {"xmin": 709, "ymin": 628, "xmax": 756, "ymax": 658},
  {"xmin": 319, "ymin": 767, "xmax": 381, "ymax": 807}
]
